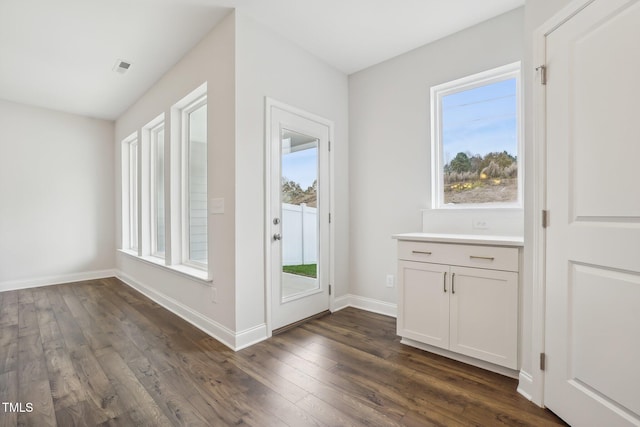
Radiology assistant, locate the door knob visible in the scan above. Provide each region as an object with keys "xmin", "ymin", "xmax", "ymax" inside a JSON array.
[{"xmin": 273, "ymin": 233, "xmax": 281, "ymax": 241}]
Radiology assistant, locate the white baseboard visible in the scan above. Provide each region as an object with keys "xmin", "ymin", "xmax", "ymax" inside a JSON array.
[
  {"xmin": 517, "ymin": 370, "xmax": 534, "ymax": 401},
  {"xmin": 331, "ymin": 294, "xmax": 351, "ymax": 312},
  {"xmin": 115, "ymin": 271, "xmax": 268, "ymax": 351},
  {"xmin": 0, "ymin": 269, "xmax": 116, "ymax": 293},
  {"xmin": 235, "ymin": 323, "xmax": 269, "ymax": 351},
  {"xmin": 331, "ymin": 294, "xmax": 397, "ymax": 318}
]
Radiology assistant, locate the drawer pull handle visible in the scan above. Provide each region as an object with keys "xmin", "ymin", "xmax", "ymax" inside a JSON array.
[
  {"xmin": 412, "ymin": 250, "xmax": 432, "ymax": 255},
  {"xmin": 451, "ymin": 273, "xmax": 455, "ymax": 294},
  {"xmin": 443, "ymin": 272, "xmax": 447, "ymax": 293},
  {"xmin": 470, "ymin": 255, "xmax": 495, "ymax": 261}
]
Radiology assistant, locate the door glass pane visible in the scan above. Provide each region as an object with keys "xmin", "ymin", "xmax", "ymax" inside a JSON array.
[
  {"xmin": 188, "ymin": 104, "xmax": 207, "ymax": 264},
  {"xmin": 280, "ymin": 129, "xmax": 319, "ymax": 300}
]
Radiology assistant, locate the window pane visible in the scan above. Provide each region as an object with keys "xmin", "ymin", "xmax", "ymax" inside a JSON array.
[
  {"xmin": 188, "ymin": 104, "xmax": 207, "ymax": 264},
  {"xmin": 154, "ymin": 128, "xmax": 165, "ymax": 255},
  {"xmin": 129, "ymin": 141, "xmax": 138, "ymax": 250},
  {"xmin": 441, "ymin": 78, "xmax": 518, "ymax": 205}
]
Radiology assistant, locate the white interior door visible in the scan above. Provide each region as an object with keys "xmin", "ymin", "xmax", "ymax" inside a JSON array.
[
  {"xmin": 268, "ymin": 102, "xmax": 330, "ymax": 331},
  {"xmin": 544, "ymin": 1, "xmax": 640, "ymax": 425}
]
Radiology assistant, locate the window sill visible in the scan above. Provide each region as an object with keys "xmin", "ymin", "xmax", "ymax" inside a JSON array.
[
  {"xmin": 117, "ymin": 249, "xmax": 212, "ymax": 284},
  {"xmin": 425, "ymin": 206, "xmax": 524, "ymax": 212}
]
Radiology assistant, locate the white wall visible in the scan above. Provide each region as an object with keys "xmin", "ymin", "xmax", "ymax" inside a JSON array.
[
  {"xmin": 114, "ymin": 12, "xmax": 237, "ymax": 340},
  {"xmin": 235, "ymin": 12, "xmax": 349, "ymax": 332},
  {"xmin": 0, "ymin": 99, "xmax": 115, "ymax": 290},
  {"xmin": 348, "ymin": 8, "xmax": 524, "ymax": 305}
]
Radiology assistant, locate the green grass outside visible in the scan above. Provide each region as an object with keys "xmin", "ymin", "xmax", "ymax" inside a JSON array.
[{"xmin": 282, "ymin": 264, "xmax": 317, "ymax": 278}]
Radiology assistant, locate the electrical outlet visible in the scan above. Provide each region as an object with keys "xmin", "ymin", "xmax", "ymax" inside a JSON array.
[
  {"xmin": 211, "ymin": 287, "xmax": 217, "ymax": 303},
  {"xmin": 472, "ymin": 219, "xmax": 489, "ymax": 230},
  {"xmin": 386, "ymin": 274, "xmax": 395, "ymax": 288}
]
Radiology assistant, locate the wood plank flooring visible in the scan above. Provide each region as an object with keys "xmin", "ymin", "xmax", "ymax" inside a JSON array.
[{"xmin": 0, "ymin": 278, "xmax": 566, "ymax": 426}]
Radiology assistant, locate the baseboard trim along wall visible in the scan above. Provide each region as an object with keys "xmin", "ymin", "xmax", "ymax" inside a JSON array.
[
  {"xmin": 234, "ymin": 323, "xmax": 269, "ymax": 351},
  {"xmin": 0, "ymin": 269, "xmax": 116, "ymax": 293},
  {"xmin": 332, "ymin": 294, "xmax": 398, "ymax": 318},
  {"xmin": 331, "ymin": 294, "xmax": 351, "ymax": 312},
  {"xmin": 116, "ymin": 271, "xmax": 268, "ymax": 351},
  {"xmin": 517, "ymin": 370, "xmax": 534, "ymax": 401}
]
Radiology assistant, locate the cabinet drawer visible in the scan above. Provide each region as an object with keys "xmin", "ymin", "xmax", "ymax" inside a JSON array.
[
  {"xmin": 398, "ymin": 240, "xmax": 452, "ymax": 265},
  {"xmin": 398, "ymin": 241, "xmax": 519, "ymax": 272}
]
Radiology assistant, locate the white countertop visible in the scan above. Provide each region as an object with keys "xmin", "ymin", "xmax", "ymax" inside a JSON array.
[{"xmin": 392, "ymin": 232, "xmax": 524, "ymax": 247}]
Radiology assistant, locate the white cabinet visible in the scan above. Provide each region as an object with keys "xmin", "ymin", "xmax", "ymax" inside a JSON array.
[
  {"xmin": 398, "ymin": 261, "xmax": 450, "ymax": 348},
  {"xmin": 397, "ymin": 240, "xmax": 519, "ymax": 370}
]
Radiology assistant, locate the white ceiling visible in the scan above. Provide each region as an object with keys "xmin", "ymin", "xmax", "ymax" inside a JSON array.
[{"xmin": 0, "ymin": 0, "xmax": 524, "ymax": 120}]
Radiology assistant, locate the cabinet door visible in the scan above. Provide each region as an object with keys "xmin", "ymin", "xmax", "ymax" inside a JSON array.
[
  {"xmin": 397, "ymin": 261, "xmax": 449, "ymax": 349},
  {"xmin": 449, "ymin": 266, "xmax": 518, "ymax": 369}
]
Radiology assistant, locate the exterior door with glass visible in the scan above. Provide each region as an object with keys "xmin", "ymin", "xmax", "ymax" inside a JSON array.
[{"xmin": 268, "ymin": 101, "xmax": 331, "ymax": 331}]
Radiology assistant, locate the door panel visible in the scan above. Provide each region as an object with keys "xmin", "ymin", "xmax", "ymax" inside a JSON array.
[
  {"xmin": 570, "ymin": 2, "xmax": 640, "ymax": 219},
  {"xmin": 571, "ymin": 264, "xmax": 640, "ymax": 416},
  {"xmin": 545, "ymin": 1, "xmax": 640, "ymax": 425}
]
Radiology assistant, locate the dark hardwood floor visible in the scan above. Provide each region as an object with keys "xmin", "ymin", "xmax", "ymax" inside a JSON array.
[{"xmin": 0, "ymin": 278, "xmax": 566, "ymax": 426}]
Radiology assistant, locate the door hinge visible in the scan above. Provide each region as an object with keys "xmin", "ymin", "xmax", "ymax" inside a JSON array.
[
  {"xmin": 329, "ymin": 213, "xmax": 332, "ymax": 223},
  {"xmin": 542, "ymin": 210, "xmax": 550, "ymax": 228},
  {"xmin": 540, "ymin": 352, "xmax": 546, "ymax": 371},
  {"xmin": 328, "ymin": 140, "xmax": 331, "ymax": 152},
  {"xmin": 329, "ymin": 284, "xmax": 332, "ymax": 295},
  {"xmin": 536, "ymin": 65, "xmax": 547, "ymax": 85}
]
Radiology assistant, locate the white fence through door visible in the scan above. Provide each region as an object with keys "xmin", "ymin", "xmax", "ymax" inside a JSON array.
[{"xmin": 282, "ymin": 203, "xmax": 317, "ymax": 266}]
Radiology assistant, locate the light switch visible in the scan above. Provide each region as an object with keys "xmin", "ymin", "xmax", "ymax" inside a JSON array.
[{"xmin": 210, "ymin": 198, "xmax": 224, "ymax": 214}]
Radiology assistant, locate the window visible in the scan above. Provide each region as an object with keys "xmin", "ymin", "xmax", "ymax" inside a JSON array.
[
  {"xmin": 119, "ymin": 84, "xmax": 209, "ymax": 281},
  {"xmin": 182, "ymin": 96, "xmax": 207, "ymax": 268},
  {"xmin": 122, "ymin": 133, "xmax": 139, "ymax": 252},
  {"xmin": 150, "ymin": 121, "xmax": 165, "ymax": 257},
  {"xmin": 431, "ymin": 62, "xmax": 521, "ymax": 208}
]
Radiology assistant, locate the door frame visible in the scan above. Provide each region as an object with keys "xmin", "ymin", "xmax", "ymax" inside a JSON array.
[
  {"xmin": 530, "ymin": 0, "xmax": 598, "ymax": 407},
  {"xmin": 264, "ymin": 97, "xmax": 335, "ymax": 336}
]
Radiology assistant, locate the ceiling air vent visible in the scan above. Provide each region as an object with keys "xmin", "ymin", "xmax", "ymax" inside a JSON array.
[{"xmin": 113, "ymin": 59, "xmax": 132, "ymax": 74}]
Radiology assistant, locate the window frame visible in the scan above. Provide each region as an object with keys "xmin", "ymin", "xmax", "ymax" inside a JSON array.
[
  {"xmin": 181, "ymin": 95, "xmax": 208, "ymax": 270},
  {"xmin": 430, "ymin": 61, "xmax": 523, "ymax": 210},
  {"xmin": 121, "ymin": 132, "xmax": 139, "ymax": 252}
]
